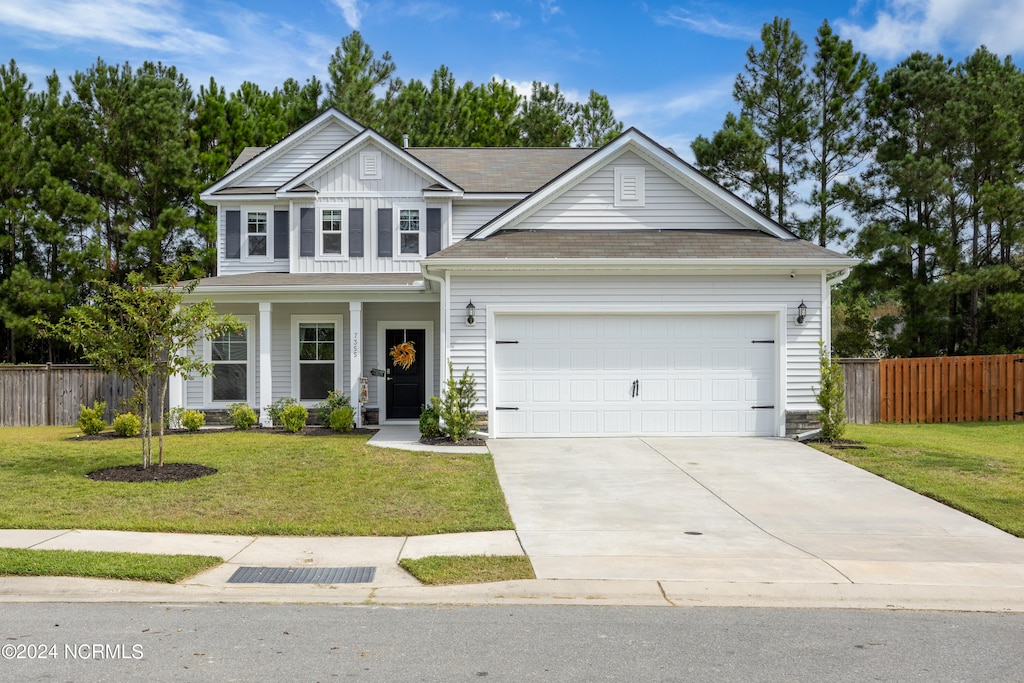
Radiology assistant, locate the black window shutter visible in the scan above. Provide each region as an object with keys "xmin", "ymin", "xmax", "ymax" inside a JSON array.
[
  {"xmin": 349, "ymin": 208, "xmax": 364, "ymax": 257},
  {"xmin": 300, "ymin": 207, "xmax": 314, "ymax": 257},
  {"xmin": 225, "ymin": 210, "xmax": 241, "ymax": 259},
  {"xmin": 426, "ymin": 207, "xmax": 442, "ymax": 255},
  {"xmin": 274, "ymin": 210, "xmax": 289, "ymax": 259},
  {"xmin": 377, "ymin": 208, "xmax": 392, "ymax": 257}
]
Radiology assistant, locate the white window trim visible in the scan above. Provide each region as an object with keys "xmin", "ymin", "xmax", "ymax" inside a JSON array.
[
  {"xmin": 360, "ymin": 151, "xmax": 382, "ymax": 180},
  {"xmin": 614, "ymin": 166, "xmax": 646, "ymax": 208},
  {"xmin": 316, "ymin": 201, "xmax": 349, "ymax": 260},
  {"xmin": 204, "ymin": 315, "xmax": 256, "ymax": 407},
  {"xmin": 291, "ymin": 315, "xmax": 345, "ymax": 406},
  {"xmin": 393, "ymin": 202, "xmax": 426, "ymax": 260},
  {"xmin": 242, "ymin": 207, "xmax": 273, "ymax": 261}
]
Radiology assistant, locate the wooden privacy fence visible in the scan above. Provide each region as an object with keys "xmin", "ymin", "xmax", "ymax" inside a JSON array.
[
  {"xmin": 840, "ymin": 354, "xmax": 1024, "ymax": 424},
  {"xmin": 0, "ymin": 365, "xmax": 160, "ymax": 427},
  {"xmin": 879, "ymin": 354, "xmax": 1024, "ymax": 424}
]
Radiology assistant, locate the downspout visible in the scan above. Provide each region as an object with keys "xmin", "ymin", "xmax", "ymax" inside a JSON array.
[
  {"xmin": 421, "ymin": 264, "xmax": 448, "ymax": 389},
  {"xmin": 824, "ymin": 268, "xmax": 851, "ymax": 355}
]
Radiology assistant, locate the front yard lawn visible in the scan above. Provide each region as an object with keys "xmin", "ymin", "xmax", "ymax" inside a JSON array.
[
  {"xmin": 0, "ymin": 427, "xmax": 513, "ymax": 537},
  {"xmin": 812, "ymin": 422, "xmax": 1024, "ymax": 537}
]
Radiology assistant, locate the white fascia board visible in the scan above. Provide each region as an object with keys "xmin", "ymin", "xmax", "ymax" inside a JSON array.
[
  {"xmin": 471, "ymin": 128, "xmax": 793, "ymax": 240},
  {"xmin": 182, "ymin": 285, "xmax": 434, "ymax": 305},
  {"xmin": 423, "ymin": 257, "xmax": 860, "ymax": 274},
  {"xmin": 422, "ymin": 189, "xmax": 465, "ymax": 199},
  {"xmin": 199, "ymin": 192, "xmax": 282, "ymax": 203},
  {"xmin": 203, "ymin": 109, "xmax": 363, "ymax": 195},
  {"xmin": 279, "ymin": 129, "xmax": 463, "ymax": 195}
]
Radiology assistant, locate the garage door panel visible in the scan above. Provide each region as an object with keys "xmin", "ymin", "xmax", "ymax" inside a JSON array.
[{"xmin": 494, "ymin": 314, "xmax": 776, "ymax": 437}]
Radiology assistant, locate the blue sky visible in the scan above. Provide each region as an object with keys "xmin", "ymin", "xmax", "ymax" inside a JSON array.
[{"xmin": 2, "ymin": 1, "xmax": 1022, "ymax": 158}]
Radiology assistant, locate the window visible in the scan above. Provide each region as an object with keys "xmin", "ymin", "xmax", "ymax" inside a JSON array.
[
  {"xmin": 247, "ymin": 211, "xmax": 268, "ymax": 256},
  {"xmin": 316, "ymin": 203, "xmax": 348, "ymax": 258},
  {"xmin": 395, "ymin": 205, "xmax": 424, "ymax": 257},
  {"xmin": 322, "ymin": 209, "xmax": 344, "ymax": 255},
  {"xmin": 211, "ymin": 328, "xmax": 248, "ymax": 402},
  {"xmin": 292, "ymin": 317, "xmax": 343, "ymax": 403}
]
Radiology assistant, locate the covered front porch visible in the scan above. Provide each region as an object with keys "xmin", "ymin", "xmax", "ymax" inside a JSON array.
[{"xmin": 170, "ymin": 273, "xmax": 442, "ymax": 427}]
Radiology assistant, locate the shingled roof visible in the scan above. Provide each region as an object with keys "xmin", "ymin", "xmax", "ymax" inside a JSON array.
[
  {"xmin": 407, "ymin": 147, "xmax": 595, "ymax": 193},
  {"xmin": 428, "ymin": 229, "xmax": 852, "ymax": 261}
]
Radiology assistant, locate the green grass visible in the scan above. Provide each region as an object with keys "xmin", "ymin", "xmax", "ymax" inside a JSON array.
[
  {"xmin": 399, "ymin": 555, "xmax": 536, "ymax": 585},
  {"xmin": 0, "ymin": 547, "xmax": 221, "ymax": 583},
  {"xmin": 0, "ymin": 427, "xmax": 513, "ymax": 536},
  {"xmin": 813, "ymin": 422, "xmax": 1024, "ymax": 537}
]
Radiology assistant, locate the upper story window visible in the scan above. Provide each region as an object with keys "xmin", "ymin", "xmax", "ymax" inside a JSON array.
[
  {"xmin": 317, "ymin": 202, "xmax": 348, "ymax": 259},
  {"xmin": 394, "ymin": 204, "xmax": 425, "ymax": 258},
  {"xmin": 246, "ymin": 211, "xmax": 268, "ymax": 257}
]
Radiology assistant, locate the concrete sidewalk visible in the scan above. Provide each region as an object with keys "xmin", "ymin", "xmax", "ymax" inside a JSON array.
[{"xmin": 2, "ymin": 527, "xmax": 1024, "ymax": 611}]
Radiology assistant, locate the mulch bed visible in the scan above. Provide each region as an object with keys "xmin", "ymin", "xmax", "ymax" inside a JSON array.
[
  {"xmin": 69, "ymin": 426, "xmax": 378, "ymax": 441},
  {"xmin": 419, "ymin": 435, "xmax": 488, "ymax": 447},
  {"xmin": 811, "ymin": 438, "xmax": 867, "ymax": 450},
  {"xmin": 86, "ymin": 463, "xmax": 218, "ymax": 483}
]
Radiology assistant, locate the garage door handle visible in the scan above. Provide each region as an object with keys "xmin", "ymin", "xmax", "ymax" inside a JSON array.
[
  {"xmin": 496, "ymin": 406, "xmax": 519, "ymax": 411},
  {"xmin": 752, "ymin": 405, "xmax": 774, "ymax": 409}
]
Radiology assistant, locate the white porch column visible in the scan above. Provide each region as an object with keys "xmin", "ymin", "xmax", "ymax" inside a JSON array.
[
  {"xmin": 349, "ymin": 301, "xmax": 363, "ymax": 428},
  {"xmin": 168, "ymin": 371, "xmax": 184, "ymax": 410},
  {"xmin": 258, "ymin": 301, "xmax": 273, "ymax": 427}
]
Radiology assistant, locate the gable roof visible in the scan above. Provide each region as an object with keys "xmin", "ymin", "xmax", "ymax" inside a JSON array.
[
  {"xmin": 201, "ymin": 108, "xmax": 363, "ymax": 198},
  {"xmin": 407, "ymin": 147, "xmax": 595, "ymax": 193},
  {"xmin": 277, "ymin": 128, "xmax": 463, "ymax": 195},
  {"xmin": 468, "ymin": 128, "xmax": 796, "ymax": 241}
]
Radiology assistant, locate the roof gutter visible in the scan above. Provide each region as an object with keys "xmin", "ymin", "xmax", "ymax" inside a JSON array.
[{"xmin": 424, "ymin": 257, "xmax": 861, "ymax": 273}]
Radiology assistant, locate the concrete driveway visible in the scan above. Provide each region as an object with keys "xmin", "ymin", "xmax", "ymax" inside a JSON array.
[{"xmin": 489, "ymin": 437, "xmax": 1024, "ymax": 587}]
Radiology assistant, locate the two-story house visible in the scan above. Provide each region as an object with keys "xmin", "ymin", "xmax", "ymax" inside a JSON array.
[{"xmin": 173, "ymin": 108, "xmax": 856, "ymax": 438}]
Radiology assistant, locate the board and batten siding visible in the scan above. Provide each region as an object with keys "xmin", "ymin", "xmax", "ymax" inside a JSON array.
[
  {"xmin": 446, "ymin": 273, "xmax": 823, "ymax": 411},
  {"xmin": 236, "ymin": 121, "xmax": 357, "ymax": 187},
  {"xmin": 514, "ymin": 151, "xmax": 747, "ymax": 231},
  {"xmin": 451, "ymin": 200, "xmax": 518, "ymax": 241}
]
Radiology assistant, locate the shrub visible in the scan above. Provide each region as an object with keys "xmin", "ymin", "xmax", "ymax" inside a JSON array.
[
  {"xmin": 112, "ymin": 412, "xmax": 141, "ymax": 437},
  {"xmin": 419, "ymin": 398, "xmax": 442, "ymax": 438},
  {"xmin": 438, "ymin": 361, "xmax": 478, "ymax": 442},
  {"xmin": 228, "ymin": 402, "xmax": 258, "ymax": 430},
  {"xmin": 816, "ymin": 340, "xmax": 846, "ymax": 442},
  {"xmin": 77, "ymin": 401, "xmax": 107, "ymax": 436},
  {"xmin": 180, "ymin": 409, "xmax": 206, "ymax": 432},
  {"xmin": 316, "ymin": 390, "xmax": 351, "ymax": 426},
  {"xmin": 281, "ymin": 404, "xmax": 308, "ymax": 433},
  {"xmin": 266, "ymin": 397, "xmax": 298, "ymax": 427},
  {"xmin": 329, "ymin": 406, "xmax": 355, "ymax": 433}
]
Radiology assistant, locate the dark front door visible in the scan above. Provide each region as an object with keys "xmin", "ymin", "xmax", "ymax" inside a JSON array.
[{"xmin": 385, "ymin": 328, "xmax": 426, "ymax": 419}]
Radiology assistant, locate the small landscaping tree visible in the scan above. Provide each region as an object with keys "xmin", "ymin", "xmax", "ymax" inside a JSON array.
[
  {"xmin": 438, "ymin": 361, "xmax": 478, "ymax": 442},
  {"xmin": 45, "ymin": 266, "xmax": 241, "ymax": 468},
  {"xmin": 816, "ymin": 340, "xmax": 847, "ymax": 441}
]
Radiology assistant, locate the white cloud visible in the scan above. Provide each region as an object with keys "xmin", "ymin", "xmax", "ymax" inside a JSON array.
[
  {"xmin": 653, "ymin": 6, "xmax": 759, "ymax": 41},
  {"xmin": 538, "ymin": 0, "xmax": 563, "ymax": 20},
  {"xmin": 0, "ymin": 0, "xmax": 227, "ymax": 53},
  {"xmin": 613, "ymin": 77, "xmax": 733, "ymax": 121},
  {"xmin": 836, "ymin": 0, "xmax": 1024, "ymax": 60},
  {"xmin": 331, "ymin": 0, "xmax": 361, "ymax": 29},
  {"xmin": 491, "ymin": 10, "xmax": 522, "ymax": 29}
]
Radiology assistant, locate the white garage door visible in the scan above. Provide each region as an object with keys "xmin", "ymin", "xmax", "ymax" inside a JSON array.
[{"xmin": 493, "ymin": 314, "xmax": 777, "ymax": 437}]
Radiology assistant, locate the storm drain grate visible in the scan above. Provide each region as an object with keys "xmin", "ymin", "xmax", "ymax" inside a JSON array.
[{"xmin": 227, "ymin": 566, "xmax": 376, "ymax": 584}]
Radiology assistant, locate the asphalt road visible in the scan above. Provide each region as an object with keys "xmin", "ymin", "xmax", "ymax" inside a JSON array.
[{"xmin": 1, "ymin": 604, "xmax": 1021, "ymax": 681}]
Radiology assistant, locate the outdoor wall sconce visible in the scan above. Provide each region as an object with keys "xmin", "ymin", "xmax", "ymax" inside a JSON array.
[
  {"xmin": 796, "ymin": 300, "xmax": 807, "ymax": 326},
  {"xmin": 466, "ymin": 300, "xmax": 476, "ymax": 327}
]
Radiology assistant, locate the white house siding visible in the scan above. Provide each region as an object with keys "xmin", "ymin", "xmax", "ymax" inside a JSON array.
[
  {"xmin": 451, "ymin": 200, "xmax": 517, "ymax": 240},
  {"xmin": 514, "ymin": 152, "xmax": 747, "ymax": 231},
  {"xmin": 311, "ymin": 142, "xmax": 434, "ymax": 194},
  {"xmin": 362, "ymin": 302, "xmax": 441, "ymax": 410},
  {"xmin": 446, "ymin": 273, "xmax": 823, "ymax": 412},
  {"xmin": 236, "ymin": 121, "xmax": 356, "ymax": 187},
  {"xmin": 216, "ymin": 203, "xmax": 290, "ymax": 276},
  {"xmin": 294, "ymin": 197, "xmax": 449, "ymax": 275}
]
